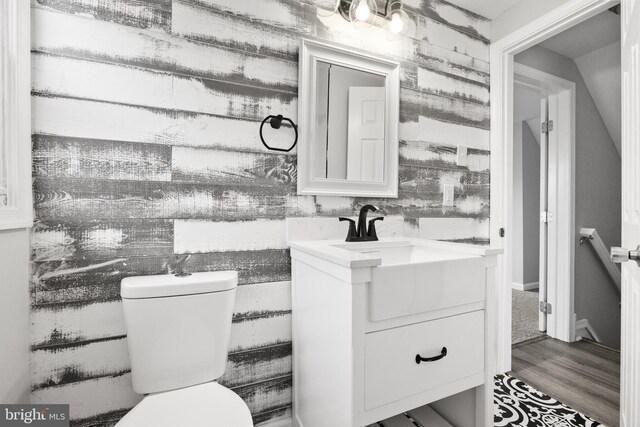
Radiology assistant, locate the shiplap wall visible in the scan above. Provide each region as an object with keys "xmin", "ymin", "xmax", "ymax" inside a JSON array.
[{"xmin": 29, "ymin": 0, "xmax": 490, "ymax": 425}]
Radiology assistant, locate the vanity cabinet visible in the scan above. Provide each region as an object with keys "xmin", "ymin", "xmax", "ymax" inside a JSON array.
[{"xmin": 289, "ymin": 239, "xmax": 500, "ymax": 427}]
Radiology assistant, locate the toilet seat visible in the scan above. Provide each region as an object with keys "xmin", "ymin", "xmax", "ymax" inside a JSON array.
[{"xmin": 116, "ymin": 381, "xmax": 253, "ymax": 426}]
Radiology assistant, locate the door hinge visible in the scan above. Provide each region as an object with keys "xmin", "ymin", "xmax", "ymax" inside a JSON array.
[
  {"xmin": 540, "ymin": 211, "xmax": 552, "ymax": 223},
  {"xmin": 499, "ymin": 228, "xmax": 505, "ymax": 237},
  {"xmin": 539, "ymin": 301, "xmax": 553, "ymax": 314},
  {"xmin": 541, "ymin": 120, "xmax": 554, "ymax": 133}
]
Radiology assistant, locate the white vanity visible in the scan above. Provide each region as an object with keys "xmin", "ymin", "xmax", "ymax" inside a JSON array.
[
  {"xmin": 289, "ymin": 238, "xmax": 500, "ymax": 427},
  {"xmin": 291, "ymin": 36, "xmax": 499, "ymax": 427}
]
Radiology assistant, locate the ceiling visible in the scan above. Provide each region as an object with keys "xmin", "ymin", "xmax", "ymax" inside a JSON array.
[
  {"xmin": 539, "ymin": 10, "xmax": 620, "ymax": 58},
  {"xmin": 445, "ymin": 0, "xmax": 522, "ymax": 19}
]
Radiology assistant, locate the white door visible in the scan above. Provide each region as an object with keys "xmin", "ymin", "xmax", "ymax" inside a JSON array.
[
  {"xmin": 538, "ymin": 94, "xmax": 561, "ymax": 335},
  {"xmin": 347, "ymin": 87, "xmax": 385, "ymax": 182},
  {"xmin": 539, "ymin": 97, "xmax": 549, "ymax": 332},
  {"xmin": 614, "ymin": 1, "xmax": 640, "ymax": 425}
]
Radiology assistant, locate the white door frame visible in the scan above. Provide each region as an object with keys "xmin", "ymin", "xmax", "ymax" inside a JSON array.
[
  {"xmin": 514, "ymin": 63, "xmax": 576, "ymax": 344},
  {"xmin": 0, "ymin": 0, "xmax": 32, "ymax": 230},
  {"xmin": 490, "ymin": 0, "xmax": 617, "ymax": 374}
]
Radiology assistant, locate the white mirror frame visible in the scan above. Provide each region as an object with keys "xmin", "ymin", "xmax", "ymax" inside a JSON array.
[
  {"xmin": 0, "ymin": 0, "xmax": 32, "ymax": 230},
  {"xmin": 297, "ymin": 38, "xmax": 399, "ymax": 198}
]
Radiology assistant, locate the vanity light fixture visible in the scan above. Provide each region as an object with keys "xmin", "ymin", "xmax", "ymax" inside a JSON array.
[{"xmin": 338, "ymin": 0, "xmax": 409, "ymax": 34}]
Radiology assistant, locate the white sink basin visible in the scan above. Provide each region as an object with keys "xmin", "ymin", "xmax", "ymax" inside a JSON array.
[
  {"xmin": 290, "ymin": 238, "xmax": 501, "ymax": 322},
  {"xmin": 333, "ymin": 242, "xmax": 472, "ymax": 266}
]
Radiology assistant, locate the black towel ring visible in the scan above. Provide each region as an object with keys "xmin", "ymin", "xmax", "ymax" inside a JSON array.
[{"xmin": 260, "ymin": 114, "xmax": 298, "ymax": 153}]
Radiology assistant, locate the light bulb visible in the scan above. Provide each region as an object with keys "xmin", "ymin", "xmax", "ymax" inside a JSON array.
[
  {"xmin": 388, "ymin": 11, "xmax": 404, "ymax": 33},
  {"xmin": 354, "ymin": 0, "xmax": 370, "ymax": 21}
]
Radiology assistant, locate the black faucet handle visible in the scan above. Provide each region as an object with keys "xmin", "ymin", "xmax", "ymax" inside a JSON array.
[
  {"xmin": 339, "ymin": 217, "xmax": 358, "ymax": 242},
  {"xmin": 168, "ymin": 254, "xmax": 192, "ymax": 277},
  {"xmin": 367, "ymin": 217, "xmax": 384, "ymax": 240}
]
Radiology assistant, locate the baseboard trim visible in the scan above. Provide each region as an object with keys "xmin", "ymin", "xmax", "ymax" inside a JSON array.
[
  {"xmin": 512, "ymin": 281, "xmax": 539, "ymax": 291},
  {"xmin": 575, "ymin": 318, "xmax": 601, "ymax": 343}
]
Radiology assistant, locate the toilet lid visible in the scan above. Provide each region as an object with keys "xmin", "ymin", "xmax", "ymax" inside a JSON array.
[{"xmin": 116, "ymin": 382, "xmax": 253, "ymax": 427}]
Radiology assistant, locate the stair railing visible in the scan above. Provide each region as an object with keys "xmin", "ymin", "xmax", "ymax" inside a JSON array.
[{"xmin": 579, "ymin": 228, "xmax": 621, "ymax": 293}]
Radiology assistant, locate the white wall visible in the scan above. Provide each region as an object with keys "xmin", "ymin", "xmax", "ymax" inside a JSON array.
[
  {"xmin": 491, "ymin": 0, "xmax": 572, "ymax": 41},
  {"xmin": 0, "ymin": 228, "xmax": 30, "ymax": 404},
  {"xmin": 516, "ymin": 45, "xmax": 621, "ymax": 349}
]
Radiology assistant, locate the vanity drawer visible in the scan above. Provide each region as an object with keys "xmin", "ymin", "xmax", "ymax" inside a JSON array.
[{"xmin": 364, "ymin": 310, "xmax": 484, "ymax": 410}]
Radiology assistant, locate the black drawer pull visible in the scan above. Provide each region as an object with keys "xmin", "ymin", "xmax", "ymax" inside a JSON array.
[{"xmin": 415, "ymin": 347, "xmax": 447, "ymax": 364}]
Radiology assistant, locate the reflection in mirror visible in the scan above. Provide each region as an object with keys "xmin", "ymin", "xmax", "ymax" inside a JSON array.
[
  {"xmin": 314, "ymin": 62, "xmax": 386, "ymax": 182},
  {"xmin": 0, "ymin": 135, "xmax": 6, "ymax": 206}
]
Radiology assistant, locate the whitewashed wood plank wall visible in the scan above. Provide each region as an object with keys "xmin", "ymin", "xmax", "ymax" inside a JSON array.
[{"xmin": 28, "ymin": 0, "xmax": 490, "ymax": 425}]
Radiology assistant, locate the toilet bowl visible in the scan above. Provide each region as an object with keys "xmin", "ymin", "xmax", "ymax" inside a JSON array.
[{"xmin": 116, "ymin": 271, "xmax": 253, "ymax": 427}]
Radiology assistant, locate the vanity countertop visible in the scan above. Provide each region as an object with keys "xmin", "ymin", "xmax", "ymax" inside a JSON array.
[{"xmin": 289, "ymin": 237, "xmax": 502, "ymax": 269}]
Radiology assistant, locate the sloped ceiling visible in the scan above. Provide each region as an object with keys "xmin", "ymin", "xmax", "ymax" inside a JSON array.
[
  {"xmin": 575, "ymin": 41, "xmax": 621, "ymax": 155},
  {"xmin": 539, "ymin": 11, "xmax": 620, "ymax": 59},
  {"xmin": 539, "ymin": 10, "xmax": 621, "ymax": 156},
  {"xmin": 525, "ymin": 119, "xmax": 541, "ymax": 146}
]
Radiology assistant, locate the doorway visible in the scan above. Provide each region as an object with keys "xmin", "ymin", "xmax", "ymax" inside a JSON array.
[
  {"xmin": 510, "ymin": 63, "xmax": 578, "ymax": 347},
  {"xmin": 492, "ymin": 0, "xmax": 623, "ymax": 369},
  {"xmin": 494, "ymin": 2, "xmax": 623, "ymax": 425}
]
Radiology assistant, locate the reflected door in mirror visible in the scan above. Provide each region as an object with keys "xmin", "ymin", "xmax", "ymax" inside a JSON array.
[
  {"xmin": 347, "ymin": 87, "xmax": 385, "ymax": 182},
  {"xmin": 314, "ymin": 62, "xmax": 385, "ymax": 182}
]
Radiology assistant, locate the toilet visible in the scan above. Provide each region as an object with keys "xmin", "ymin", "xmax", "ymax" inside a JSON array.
[{"xmin": 116, "ymin": 271, "xmax": 253, "ymax": 426}]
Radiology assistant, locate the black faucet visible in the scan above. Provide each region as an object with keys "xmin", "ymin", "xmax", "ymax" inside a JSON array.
[
  {"xmin": 167, "ymin": 254, "xmax": 192, "ymax": 277},
  {"xmin": 339, "ymin": 205, "xmax": 384, "ymax": 242}
]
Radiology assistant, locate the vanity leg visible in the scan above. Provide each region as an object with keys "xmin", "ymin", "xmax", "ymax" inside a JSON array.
[
  {"xmin": 475, "ymin": 384, "xmax": 491, "ymax": 427},
  {"xmin": 479, "ymin": 259, "xmax": 498, "ymax": 427}
]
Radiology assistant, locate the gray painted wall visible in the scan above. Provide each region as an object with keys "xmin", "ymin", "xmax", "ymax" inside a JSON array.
[
  {"xmin": 522, "ymin": 123, "xmax": 541, "ymax": 285},
  {"xmin": 512, "ymin": 83, "xmax": 542, "ymax": 288},
  {"xmin": 0, "ymin": 228, "xmax": 30, "ymax": 404},
  {"xmin": 512, "ymin": 121, "xmax": 541, "ymax": 287},
  {"xmin": 516, "ymin": 45, "xmax": 621, "ymax": 349},
  {"xmin": 28, "ymin": 0, "xmax": 490, "ymax": 424},
  {"xmin": 512, "ymin": 121, "xmax": 524, "ymax": 285}
]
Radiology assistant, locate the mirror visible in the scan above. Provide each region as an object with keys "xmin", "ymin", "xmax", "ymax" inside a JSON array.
[
  {"xmin": 298, "ymin": 39, "xmax": 399, "ymax": 198},
  {"xmin": 315, "ymin": 62, "xmax": 386, "ymax": 182}
]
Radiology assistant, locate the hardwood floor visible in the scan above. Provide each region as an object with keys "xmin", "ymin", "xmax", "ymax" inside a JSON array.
[{"xmin": 511, "ymin": 336, "xmax": 620, "ymax": 426}]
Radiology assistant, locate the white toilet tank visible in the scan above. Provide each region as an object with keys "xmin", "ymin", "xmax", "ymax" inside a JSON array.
[{"xmin": 121, "ymin": 271, "xmax": 238, "ymax": 394}]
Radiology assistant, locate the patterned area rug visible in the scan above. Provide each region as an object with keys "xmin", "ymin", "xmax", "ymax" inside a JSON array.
[{"xmin": 494, "ymin": 374, "xmax": 605, "ymax": 426}]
